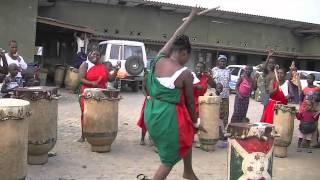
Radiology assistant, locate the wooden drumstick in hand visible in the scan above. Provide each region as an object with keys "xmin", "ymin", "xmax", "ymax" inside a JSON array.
[{"xmin": 182, "ymin": 6, "xmax": 220, "ymax": 21}]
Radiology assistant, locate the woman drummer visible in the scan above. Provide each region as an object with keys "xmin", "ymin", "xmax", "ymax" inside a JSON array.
[
  {"xmin": 78, "ymin": 50, "xmax": 119, "ymax": 142},
  {"xmin": 141, "ymin": 8, "xmax": 206, "ymax": 180},
  {"xmin": 261, "ymin": 53, "xmax": 288, "ymax": 124}
]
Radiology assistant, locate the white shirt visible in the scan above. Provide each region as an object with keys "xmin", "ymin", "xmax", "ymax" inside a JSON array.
[
  {"xmin": 157, "ymin": 67, "xmax": 188, "ymax": 89},
  {"xmin": 211, "ymin": 67, "xmax": 231, "ymax": 98},
  {"xmin": 280, "ymin": 80, "xmax": 289, "ymax": 97},
  {"xmin": 76, "ymin": 37, "xmax": 89, "ymax": 53},
  {"xmin": 4, "ymin": 53, "xmax": 27, "ymax": 77}
]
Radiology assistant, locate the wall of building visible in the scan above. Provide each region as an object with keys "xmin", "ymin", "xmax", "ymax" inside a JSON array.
[
  {"xmin": 38, "ymin": 0, "xmax": 302, "ymax": 56},
  {"xmin": 0, "ymin": 0, "xmax": 38, "ymax": 63},
  {"xmin": 301, "ymin": 36, "xmax": 320, "ymax": 55}
]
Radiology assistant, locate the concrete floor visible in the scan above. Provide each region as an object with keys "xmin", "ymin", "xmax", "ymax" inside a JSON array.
[{"xmin": 26, "ymin": 89, "xmax": 320, "ymax": 180}]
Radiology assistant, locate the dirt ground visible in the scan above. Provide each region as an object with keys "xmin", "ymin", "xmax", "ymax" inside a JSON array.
[{"xmin": 26, "ymin": 89, "xmax": 320, "ymax": 180}]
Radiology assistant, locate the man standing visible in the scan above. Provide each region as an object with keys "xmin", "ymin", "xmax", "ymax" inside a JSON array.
[
  {"xmin": 212, "ymin": 55, "xmax": 231, "ymax": 148},
  {"xmin": 73, "ymin": 47, "xmax": 87, "ymax": 69},
  {"xmin": 5, "ymin": 40, "xmax": 27, "ymax": 78},
  {"xmin": 74, "ymin": 32, "xmax": 89, "ymax": 54},
  {"xmin": 0, "ymin": 48, "xmax": 9, "ymax": 82}
]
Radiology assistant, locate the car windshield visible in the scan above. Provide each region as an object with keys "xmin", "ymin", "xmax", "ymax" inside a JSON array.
[
  {"xmin": 124, "ymin": 46, "xmax": 143, "ymax": 60},
  {"xmin": 300, "ymin": 72, "xmax": 320, "ymax": 81},
  {"xmin": 229, "ymin": 67, "xmax": 240, "ymax": 76}
]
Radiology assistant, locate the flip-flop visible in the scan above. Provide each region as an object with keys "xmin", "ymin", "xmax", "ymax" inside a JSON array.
[{"xmin": 136, "ymin": 174, "xmax": 151, "ymax": 180}]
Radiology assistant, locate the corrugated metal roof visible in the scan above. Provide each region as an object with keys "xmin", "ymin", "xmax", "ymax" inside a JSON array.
[
  {"xmin": 92, "ymin": 33, "xmax": 320, "ymax": 59},
  {"xmin": 37, "ymin": 16, "xmax": 96, "ymax": 33},
  {"xmin": 68, "ymin": 0, "xmax": 320, "ymax": 29}
]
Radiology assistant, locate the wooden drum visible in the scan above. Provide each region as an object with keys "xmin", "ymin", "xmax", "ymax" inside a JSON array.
[
  {"xmin": 273, "ymin": 104, "xmax": 296, "ymax": 158},
  {"xmin": 54, "ymin": 65, "xmax": 66, "ymax": 87},
  {"xmin": 65, "ymin": 67, "xmax": 79, "ymax": 91},
  {"xmin": 83, "ymin": 88, "xmax": 120, "ymax": 152},
  {"xmin": 0, "ymin": 99, "xmax": 30, "ymax": 180},
  {"xmin": 227, "ymin": 123, "xmax": 276, "ymax": 180},
  {"xmin": 64, "ymin": 66, "xmax": 70, "ymax": 88},
  {"xmin": 198, "ymin": 95, "xmax": 221, "ymax": 151},
  {"xmin": 14, "ymin": 86, "xmax": 59, "ymax": 165}
]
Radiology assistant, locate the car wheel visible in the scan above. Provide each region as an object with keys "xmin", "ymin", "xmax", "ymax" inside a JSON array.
[{"xmin": 125, "ymin": 56, "xmax": 144, "ymax": 76}]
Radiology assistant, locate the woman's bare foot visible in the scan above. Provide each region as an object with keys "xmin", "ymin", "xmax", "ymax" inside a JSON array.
[
  {"xmin": 183, "ymin": 172, "xmax": 199, "ymax": 180},
  {"xmin": 140, "ymin": 140, "xmax": 146, "ymax": 146},
  {"xmin": 77, "ymin": 136, "xmax": 85, "ymax": 142}
]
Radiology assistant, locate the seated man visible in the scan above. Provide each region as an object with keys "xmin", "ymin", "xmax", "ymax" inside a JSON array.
[{"xmin": 1, "ymin": 64, "xmax": 23, "ymax": 97}]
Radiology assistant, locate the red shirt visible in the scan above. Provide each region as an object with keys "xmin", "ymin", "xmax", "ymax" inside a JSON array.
[
  {"xmin": 296, "ymin": 111, "xmax": 319, "ymax": 123},
  {"xmin": 193, "ymin": 74, "xmax": 208, "ymax": 118}
]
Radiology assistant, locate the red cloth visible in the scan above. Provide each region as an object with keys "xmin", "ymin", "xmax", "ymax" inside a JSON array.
[
  {"xmin": 193, "ymin": 74, "xmax": 208, "ymax": 118},
  {"xmin": 137, "ymin": 98, "xmax": 147, "ymax": 133},
  {"xmin": 296, "ymin": 111, "xmax": 319, "ymax": 123},
  {"xmin": 299, "ymin": 87, "xmax": 318, "ymax": 113},
  {"xmin": 80, "ymin": 64, "xmax": 108, "ymax": 128},
  {"xmin": 261, "ymin": 81, "xmax": 288, "ymax": 124},
  {"xmin": 176, "ymin": 90, "xmax": 195, "ymax": 158}
]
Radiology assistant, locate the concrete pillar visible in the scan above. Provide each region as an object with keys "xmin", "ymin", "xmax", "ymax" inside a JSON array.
[{"xmin": 0, "ymin": 0, "xmax": 38, "ymax": 63}]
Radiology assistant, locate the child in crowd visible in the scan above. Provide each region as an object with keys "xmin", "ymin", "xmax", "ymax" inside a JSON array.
[
  {"xmin": 1, "ymin": 63, "xmax": 23, "ymax": 97},
  {"xmin": 296, "ymin": 100, "xmax": 320, "ymax": 152}
]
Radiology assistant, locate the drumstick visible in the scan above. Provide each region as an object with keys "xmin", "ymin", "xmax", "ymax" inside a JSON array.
[{"xmin": 182, "ymin": 6, "xmax": 220, "ymax": 21}]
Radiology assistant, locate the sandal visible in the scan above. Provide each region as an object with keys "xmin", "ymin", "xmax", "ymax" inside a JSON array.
[{"xmin": 136, "ymin": 174, "xmax": 151, "ymax": 180}]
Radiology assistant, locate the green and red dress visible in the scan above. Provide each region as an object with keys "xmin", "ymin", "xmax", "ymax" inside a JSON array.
[{"xmin": 142, "ymin": 54, "xmax": 194, "ymax": 167}]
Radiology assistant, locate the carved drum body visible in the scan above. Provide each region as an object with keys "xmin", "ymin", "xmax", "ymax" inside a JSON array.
[
  {"xmin": 83, "ymin": 88, "xmax": 120, "ymax": 152},
  {"xmin": 15, "ymin": 86, "xmax": 59, "ymax": 165},
  {"xmin": 198, "ymin": 95, "xmax": 221, "ymax": 151},
  {"xmin": 273, "ymin": 104, "xmax": 295, "ymax": 158},
  {"xmin": 227, "ymin": 123, "xmax": 276, "ymax": 180},
  {"xmin": 0, "ymin": 99, "xmax": 30, "ymax": 180}
]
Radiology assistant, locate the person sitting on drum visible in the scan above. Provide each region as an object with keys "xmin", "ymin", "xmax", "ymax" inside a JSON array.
[
  {"xmin": 296, "ymin": 100, "xmax": 320, "ymax": 152},
  {"xmin": 78, "ymin": 50, "xmax": 119, "ymax": 142},
  {"xmin": 1, "ymin": 64, "xmax": 23, "ymax": 97}
]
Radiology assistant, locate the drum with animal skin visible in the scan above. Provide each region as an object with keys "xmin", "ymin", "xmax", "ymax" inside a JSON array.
[
  {"xmin": 198, "ymin": 95, "xmax": 221, "ymax": 151},
  {"xmin": 0, "ymin": 98, "xmax": 30, "ymax": 180},
  {"xmin": 83, "ymin": 88, "xmax": 120, "ymax": 152},
  {"xmin": 14, "ymin": 86, "xmax": 59, "ymax": 165},
  {"xmin": 273, "ymin": 104, "xmax": 295, "ymax": 158}
]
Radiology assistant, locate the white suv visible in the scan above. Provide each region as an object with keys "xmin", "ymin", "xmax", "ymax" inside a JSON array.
[
  {"xmin": 297, "ymin": 70, "xmax": 320, "ymax": 89},
  {"xmin": 99, "ymin": 40, "xmax": 147, "ymax": 91}
]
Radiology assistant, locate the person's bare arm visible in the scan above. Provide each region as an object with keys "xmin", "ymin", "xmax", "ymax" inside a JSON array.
[
  {"xmin": 235, "ymin": 77, "xmax": 243, "ymax": 98},
  {"xmin": 73, "ymin": 32, "xmax": 78, "ymax": 39},
  {"xmin": 158, "ymin": 8, "xmax": 200, "ymax": 56},
  {"xmin": 107, "ymin": 67, "xmax": 119, "ymax": 82},
  {"xmin": 142, "ymin": 74, "xmax": 148, "ymax": 96},
  {"xmin": 78, "ymin": 62, "xmax": 98, "ymax": 87},
  {"xmin": 252, "ymin": 75, "xmax": 258, "ymax": 91},
  {"xmin": 204, "ymin": 71, "xmax": 216, "ymax": 88},
  {"xmin": 0, "ymin": 52, "xmax": 8, "ymax": 74},
  {"xmin": 182, "ymin": 71, "xmax": 197, "ymax": 123},
  {"xmin": 268, "ymin": 77, "xmax": 278, "ymax": 96}
]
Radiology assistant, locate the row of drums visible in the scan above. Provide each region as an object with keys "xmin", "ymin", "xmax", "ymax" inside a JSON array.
[
  {"xmin": 0, "ymin": 86, "xmax": 120, "ymax": 180},
  {"xmin": 54, "ymin": 65, "xmax": 80, "ymax": 91},
  {"xmin": 199, "ymin": 96, "xmax": 296, "ymax": 180},
  {"xmin": 198, "ymin": 96, "xmax": 295, "ymax": 158}
]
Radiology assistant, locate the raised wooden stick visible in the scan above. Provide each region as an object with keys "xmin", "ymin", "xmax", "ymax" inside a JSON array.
[{"xmin": 182, "ymin": 6, "xmax": 220, "ymax": 21}]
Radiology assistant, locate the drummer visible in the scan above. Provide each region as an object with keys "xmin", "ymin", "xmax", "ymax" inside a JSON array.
[
  {"xmin": 261, "ymin": 53, "xmax": 288, "ymax": 124},
  {"xmin": 78, "ymin": 50, "xmax": 119, "ymax": 142}
]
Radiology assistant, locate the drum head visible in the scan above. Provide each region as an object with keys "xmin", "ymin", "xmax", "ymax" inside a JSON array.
[{"xmin": 0, "ymin": 98, "xmax": 30, "ymax": 107}]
